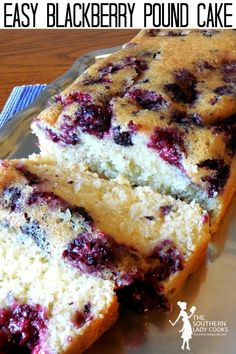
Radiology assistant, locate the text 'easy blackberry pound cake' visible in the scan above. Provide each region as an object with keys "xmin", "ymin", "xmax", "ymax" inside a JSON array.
[
  {"xmin": 0, "ymin": 158, "xmax": 209, "ymax": 317},
  {"xmin": 32, "ymin": 29, "xmax": 236, "ymax": 232}
]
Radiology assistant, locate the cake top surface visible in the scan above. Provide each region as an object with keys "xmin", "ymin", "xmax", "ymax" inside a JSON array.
[{"xmin": 34, "ymin": 29, "xmax": 235, "ymax": 189}]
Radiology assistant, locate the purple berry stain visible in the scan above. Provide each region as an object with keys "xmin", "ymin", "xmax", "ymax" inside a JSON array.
[
  {"xmin": 75, "ymin": 103, "xmax": 111, "ymax": 138},
  {"xmin": 128, "ymin": 89, "xmax": 168, "ymax": 111},
  {"xmin": 27, "ymin": 191, "xmax": 69, "ymax": 210},
  {"xmin": 127, "ymin": 120, "xmax": 141, "ymax": 132},
  {"xmin": 70, "ymin": 206, "xmax": 93, "ymax": 224},
  {"xmin": 165, "ymin": 69, "xmax": 197, "ymax": 103},
  {"xmin": 222, "ymin": 60, "xmax": 236, "ymax": 83},
  {"xmin": 147, "ymin": 127, "xmax": 186, "ymax": 169},
  {"xmin": 62, "ymin": 231, "xmax": 115, "ymax": 273},
  {"xmin": 198, "ymin": 159, "xmax": 229, "ymax": 197},
  {"xmin": 73, "ymin": 303, "xmax": 92, "ymax": 328},
  {"xmin": 171, "ymin": 110, "xmax": 203, "ymax": 127},
  {"xmin": 0, "ymin": 303, "xmax": 48, "ymax": 353},
  {"xmin": 160, "ymin": 205, "xmax": 172, "ymax": 216},
  {"xmin": 1, "ymin": 187, "xmax": 22, "ymax": 212},
  {"xmin": 45, "ymin": 125, "xmax": 79, "ymax": 146},
  {"xmin": 62, "ymin": 92, "xmax": 92, "ymax": 106},
  {"xmin": 116, "ymin": 280, "xmax": 168, "ymax": 313},
  {"xmin": 15, "ymin": 165, "xmax": 41, "ymax": 186},
  {"xmin": 83, "ymin": 56, "xmax": 148, "ymax": 85},
  {"xmin": 21, "ymin": 219, "xmax": 48, "ymax": 250},
  {"xmin": 113, "ymin": 126, "xmax": 133, "ymax": 147},
  {"xmin": 45, "ymin": 91, "xmax": 112, "ymax": 143},
  {"xmin": 214, "ymin": 85, "xmax": 234, "ymax": 96},
  {"xmin": 151, "ymin": 239, "xmax": 184, "ymax": 279}
]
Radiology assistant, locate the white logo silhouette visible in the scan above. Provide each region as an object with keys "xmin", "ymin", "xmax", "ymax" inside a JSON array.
[{"xmin": 169, "ymin": 301, "xmax": 196, "ymax": 351}]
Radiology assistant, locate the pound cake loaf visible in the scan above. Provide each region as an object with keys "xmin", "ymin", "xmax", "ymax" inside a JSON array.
[
  {"xmin": 32, "ymin": 29, "xmax": 236, "ymax": 232},
  {"xmin": 0, "ymin": 200, "xmax": 118, "ymax": 352},
  {"xmin": 0, "ymin": 158, "xmax": 209, "ymax": 313}
]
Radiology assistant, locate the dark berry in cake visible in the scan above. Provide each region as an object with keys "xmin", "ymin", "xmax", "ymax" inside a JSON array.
[
  {"xmin": 160, "ymin": 205, "xmax": 172, "ymax": 216},
  {"xmin": 171, "ymin": 111, "xmax": 203, "ymax": 127},
  {"xmin": 198, "ymin": 159, "xmax": 224, "ymax": 170},
  {"xmin": 201, "ymin": 30, "xmax": 219, "ymax": 37},
  {"xmin": 27, "ymin": 191, "xmax": 68, "ymax": 210},
  {"xmin": 214, "ymin": 85, "xmax": 234, "ymax": 95},
  {"xmin": 167, "ymin": 31, "xmax": 188, "ymax": 37},
  {"xmin": 84, "ymin": 57, "xmax": 148, "ymax": 85},
  {"xmin": 15, "ymin": 165, "xmax": 41, "ymax": 186},
  {"xmin": 113, "ymin": 127, "xmax": 133, "ymax": 147},
  {"xmin": 144, "ymin": 216, "xmax": 155, "ymax": 221},
  {"xmin": 151, "ymin": 239, "xmax": 184, "ymax": 276},
  {"xmin": 62, "ymin": 92, "xmax": 92, "ymax": 106},
  {"xmin": 198, "ymin": 159, "xmax": 230, "ymax": 197},
  {"xmin": 127, "ymin": 120, "xmax": 141, "ymax": 132},
  {"xmin": 74, "ymin": 303, "xmax": 92, "ymax": 328},
  {"xmin": 222, "ymin": 60, "xmax": 236, "ymax": 74},
  {"xmin": 165, "ymin": 69, "xmax": 197, "ymax": 103},
  {"xmin": 75, "ymin": 104, "xmax": 111, "ymax": 138},
  {"xmin": 62, "ymin": 231, "xmax": 116, "ymax": 273},
  {"xmin": 45, "ymin": 126, "xmax": 79, "ymax": 146},
  {"xmin": 82, "ymin": 75, "xmax": 112, "ymax": 86},
  {"xmin": 0, "ymin": 303, "xmax": 47, "ymax": 352},
  {"xmin": 146, "ymin": 29, "xmax": 160, "ymax": 37},
  {"xmin": 147, "ymin": 127, "xmax": 185, "ymax": 169},
  {"xmin": 222, "ymin": 60, "xmax": 236, "ymax": 83},
  {"xmin": 21, "ymin": 220, "xmax": 48, "ymax": 250},
  {"xmin": 189, "ymin": 113, "xmax": 203, "ymax": 126},
  {"xmin": 202, "ymin": 212, "xmax": 209, "ymax": 224},
  {"xmin": 123, "ymin": 56, "xmax": 149, "ymax": 73},
  {"xmin": 133, "ymin": 59, "xmax": 149, "ymax": 76},
  {"xmin": 198, "ymin": 61, "xmax": 215, "ymax": 71},
  {"xmin": 116, "ymin": 280, "xmax": 168, "ymax": 313},
  {"xmin": 1, "ymin": 187, "xmax": 22, "ymax": 212},
  {"xmin": 71, "ymin": 206, "xmax": 93, "ymax": 224},
  {"xmin": 228, "ymin": 127, "xmax": 236, "ymax": 155},
  {"xmin": 99, "ymin": 63, "xmax": 122, "ymax": 75},
  {"xmin": 128, "ymin": 89, "xmax": 168, "ymax": 111}
]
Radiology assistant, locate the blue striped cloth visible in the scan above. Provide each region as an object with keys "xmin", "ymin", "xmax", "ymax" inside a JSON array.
[{"xmin": 0, "ymin": 84, "xmax": 46, "ymax": 129}]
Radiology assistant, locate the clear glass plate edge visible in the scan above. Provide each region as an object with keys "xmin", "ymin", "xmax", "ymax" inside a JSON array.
[{"xmin": 0, "ymin": 44, "xmax": 121, "ymax": 159}]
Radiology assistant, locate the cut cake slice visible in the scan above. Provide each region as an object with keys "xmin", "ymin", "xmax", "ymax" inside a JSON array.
[
  {"xmin": 0, "ymin": 162, "xmax": 118, "ymax": 353},
  {"xmin": 0, "ymin": 157, "xmax": 209, "ymax": 313}
]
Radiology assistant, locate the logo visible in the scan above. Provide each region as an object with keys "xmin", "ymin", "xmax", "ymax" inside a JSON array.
[
  {"xmin": 169, "ymin": 301, "xmax": 229, "ymax": 351},
  {"xmin": 169, "ymin": 301, "xmax": 195, "ymax": 351}
]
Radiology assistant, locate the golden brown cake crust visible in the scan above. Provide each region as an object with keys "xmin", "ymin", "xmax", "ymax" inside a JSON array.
[
  {"xmin": 37, "ymin": 30, "xmax": 236, "ymax": 127},
  {"xmin": 65, "ymin": 295, "xmax": 118, "ymax": 354},
  {"xmin": 33, "ymin": 29, "xmax": 236, "ymax": 207}
]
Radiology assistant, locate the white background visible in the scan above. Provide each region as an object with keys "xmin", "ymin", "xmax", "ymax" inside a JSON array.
[{"xmin": 0, "ymin": 0, "xmax": 235, "ymax": 29}]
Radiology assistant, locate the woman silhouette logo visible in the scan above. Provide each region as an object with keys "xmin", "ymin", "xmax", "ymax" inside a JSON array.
[{"xmin": 169, "ymin": 301, "xmax": 196, "ymax": 351}]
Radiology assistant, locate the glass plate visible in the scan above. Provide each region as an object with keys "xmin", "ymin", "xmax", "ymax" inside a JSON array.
[{"xmin": 0, "ymin": 45, "xmax": 235, "ymax": 354}]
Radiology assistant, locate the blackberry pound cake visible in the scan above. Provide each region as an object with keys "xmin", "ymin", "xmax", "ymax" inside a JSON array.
[
  {"xmin": 0, "ymin": 158, "xmax": 209, "ymax": 312},
  {"xmin": 0, "ymin": 195, "xmax": 118, "ymax": 352},
  {"xmin": 32, "ymin": 29, "xmax": 236, "ymax": 232}
]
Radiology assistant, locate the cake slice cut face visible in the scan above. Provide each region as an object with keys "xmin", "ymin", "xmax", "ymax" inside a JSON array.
[
  {"xmin": 0, "ymin": 229, "xmax": 118, "ymax": 354},
  {"xmin": 0, "ymin": 158, "xmax": 209, "ymax": 313},
  {"xmin": 0, "ymin": 200, "xmax": 118, "ymax": 352},
  {"xmin": 32, "ymin": 29, "xmax": 236, "ymax": 232}
]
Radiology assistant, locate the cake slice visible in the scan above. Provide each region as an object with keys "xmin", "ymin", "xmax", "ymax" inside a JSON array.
[
  {"xmin": 0, "ymin": 158, "xmax": 209, "ymax": 313},
  {"xmin": 0, "ymin": 211, "xmax": 118, "ymax": 352},
  {"xmin": 32, "ymin": 29, "xmax": 236, "ymax": 232}
]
